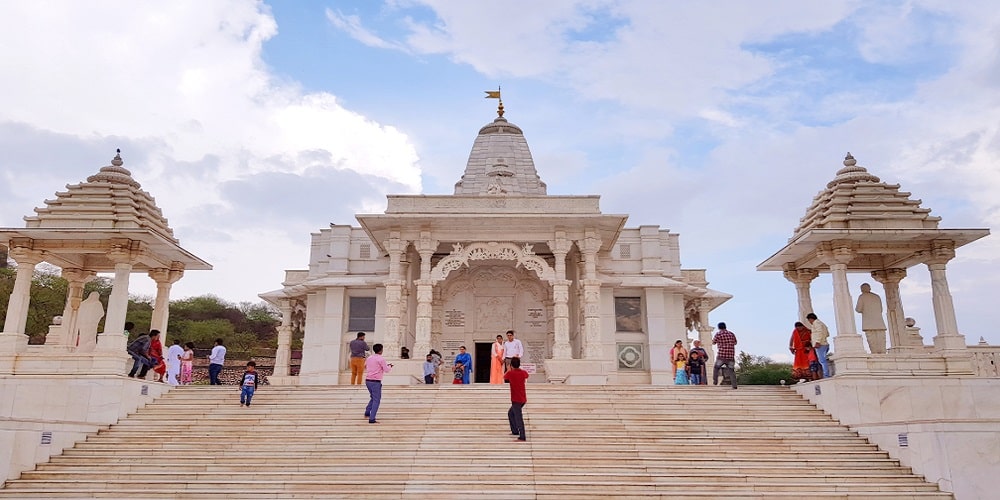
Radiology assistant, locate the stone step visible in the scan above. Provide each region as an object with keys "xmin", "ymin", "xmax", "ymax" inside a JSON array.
[
  {"xmin": 55, "ymin": 450, "xmax": 895, "ymax": 461},
  {"xmin": 1, "ymin": 477, "xmax": 945, "ymax": 492},
  {"xmin": 43, "ymin": 455, "xmax": 905, "ymax": 468},
  {"xmin": 0, "ymin": 492, "xmax": 954, "ymax": 500},
  {"xmin": 16, "ymin": 471, "xmax": 935, "ymax": 485},
  {"xmin": 31, "ymin": 463, "xmax": 915, "ymax": 475}
]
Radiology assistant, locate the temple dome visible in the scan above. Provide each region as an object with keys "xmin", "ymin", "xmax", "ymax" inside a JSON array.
[
  {"xmin": 24, "ymin": 150, "xmax": 178, "ymax": 244},
  {"xmin": 453, "ymin": 113, "xmax": 547, "ymax": 196},
  {"xmin": 793, "ymin": 153, "xmax": 940, "ymax": 238}
]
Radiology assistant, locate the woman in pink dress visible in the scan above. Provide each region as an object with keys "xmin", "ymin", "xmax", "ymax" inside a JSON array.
[
  {"xmin": 180, "ymin": 342, "xmax": 195, "ymax": 385},
  {"xmin": 490, "ymin": 334, "xmax": 505, "ymax": 384}
]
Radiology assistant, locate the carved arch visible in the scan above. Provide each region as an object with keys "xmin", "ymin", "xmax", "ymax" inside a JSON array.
[{"xmin": 431, "ymin": 241, "xmax": 555, "ymax": 284}]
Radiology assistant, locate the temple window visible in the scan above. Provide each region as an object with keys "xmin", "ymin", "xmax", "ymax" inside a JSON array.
[
  {"xmin": 615, "ymin": 297, "xmax": 642, "ymax": 332},
  {"xmin": 348, "ymin": 296, "xmax": 376, "ymax": 331}
]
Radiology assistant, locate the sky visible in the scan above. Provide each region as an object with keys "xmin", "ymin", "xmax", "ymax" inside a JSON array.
[{"xmin": 2, "ymin": 1, "xmax": 999, "ymax": 363}]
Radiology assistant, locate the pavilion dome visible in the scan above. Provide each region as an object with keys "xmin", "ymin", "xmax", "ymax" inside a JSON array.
[
  {"xmin": 453, "ymin": 108, "xmax": 548, "ymax": 196},
  {"xmin": 792, "ymin": 153, "xmax": 941, "ymax": 238},
  {"xmin": 24, "ymin": 150, "xmax": 179, "ymax": 244}
]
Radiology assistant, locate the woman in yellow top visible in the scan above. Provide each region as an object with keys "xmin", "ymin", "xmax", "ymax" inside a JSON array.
[{"xmin": 490, "ymin": 334, "xmax": 505, "ymax": 384}]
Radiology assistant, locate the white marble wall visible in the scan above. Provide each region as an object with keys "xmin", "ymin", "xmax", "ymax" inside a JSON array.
[
  {"xmin": 0, "ymin": 375, "xmax": 170, "ymax": 482},
  {"xmin": 794, "ymin": 376, "xmax": 1000, "ymax": 500}
]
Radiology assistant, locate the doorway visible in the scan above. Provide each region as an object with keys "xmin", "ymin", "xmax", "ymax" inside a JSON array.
[{"xmin": 474, "ymin": 342, "xmax": 492, "ymax": 383}]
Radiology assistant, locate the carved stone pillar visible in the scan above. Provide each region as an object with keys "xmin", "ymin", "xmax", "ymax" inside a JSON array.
[
  {"xmin": 696, "ymin": 298, "xmax": 715, "ymax": 367},
  {"xmin": 2, "ymin": 246, "xmax": 43, "ymax": 336},
  {"xmin": 924, "ymin": 241, "xmax": 968, "ymax": 353},
  {"xmin": 550, "ymin": 233, "xmax": 573, "ymax": 359},
  {"xmin": 382, "ymin": 235, "xmax": 405, "ymax": 360},
  {"xmin": 97, "ymin": 240, "xmax": 138, "ymax": 352},
  {"xmin": 51, "ymin": 268, "xmax": 95, "ymax": 346},
  {"xmin": 413, "ymin": 234, "xmax": 437, "ymax": 357},
  {"xmin": 816, "ymin": 242, "xmax": 866, "ymax": 355},
  {"xmin": 783, "ymin": 265, "xmax": 819, "ymax": 321},
  {"xmin": 551, "ymin": 280, "xmax": 572, "ymax": 359},
  {"xmin": 431, "ymin": 286, "xmax": 442, "ymax": 349},
  {"xmin": 872, "ymin": 268, "xmax": 908, "ymax": 350},
  {"xmin": 148, "ymin": 262, "xmax": 184, "ymax": 345},
  {"xmin": 273, "ymin": 299, "xmax": 293, "ymax": 377},
  {"xmin": 580, "ymin": 233, "xmax": 603, "ymax": 359}
]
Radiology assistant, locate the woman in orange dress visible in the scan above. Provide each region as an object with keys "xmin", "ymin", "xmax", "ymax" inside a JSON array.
[
  {"xmin": 789, "ymin": 321, "xmax": 813, "ymax": 380},
  {"xmin": 490, "ymin": 334, "xmax": 505, "ymax": 384}
]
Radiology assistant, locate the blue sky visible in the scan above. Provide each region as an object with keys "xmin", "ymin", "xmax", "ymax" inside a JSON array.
[{"xmin": 2, "ymin": 1, "xmax": 999, "ymax": 362}]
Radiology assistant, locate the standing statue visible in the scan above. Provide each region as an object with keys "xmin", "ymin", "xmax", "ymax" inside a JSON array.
[
  {"xmin": 855, "ymin": 283, "xmax": 887, "ymax": 354},
  {"xmin": 76, "ymin": 292, "xmax": 105, "ymax": 353}
]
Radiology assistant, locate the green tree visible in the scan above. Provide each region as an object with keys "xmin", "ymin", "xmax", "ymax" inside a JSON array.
[
  {"xmin": 171, "ymin": 318, "xmax": 235, "ymax": 347},
  {"xmin": 736, "ymin": 351, "xmax": 793, "ymax": 385}
]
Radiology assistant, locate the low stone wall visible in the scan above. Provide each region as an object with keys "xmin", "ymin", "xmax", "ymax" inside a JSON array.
[
  {"xmin": 0, "ymin": 375, "xmax": 170, "ymax": 482},
  {"xmin": 794, "ymin": 375, "xmax": 1000, "ymax": 500}
]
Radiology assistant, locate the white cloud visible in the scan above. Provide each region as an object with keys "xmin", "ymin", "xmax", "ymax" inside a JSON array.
[
  {"xmin": 325, "ymin": 9, "xmax": 410, "ymax": 52},
  {"xmin": 0, "ymin": 1, "xmax": 422, "ymax": 301}
]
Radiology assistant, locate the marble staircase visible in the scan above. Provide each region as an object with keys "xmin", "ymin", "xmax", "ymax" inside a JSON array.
[{"xmin": 0, "ymin": 385, "xmax": 951, "ymax": 499}]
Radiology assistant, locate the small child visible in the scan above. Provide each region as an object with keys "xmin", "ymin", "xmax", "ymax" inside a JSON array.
[
  {"xmin": 452, "ymin": 362, "xmax": 464, "ymax": 385},
  {"xmin": 423, "ymin": 354, "xmax": 436, "ymax": 384},
  {"xmin": 180, "ymin": 342, "xmax": 195, "ymax": 385},
  {"xmin": 674, "ymin": 352, "xmax": 689, "ymax": 385},
  {"xmin": 806, "ymin": 342, "xmax": 823, "ymax": 381},
  {"xmin": 240, "ymin": 361, "xmax": 259, "ymax": 407},
  {"xmin": 687, "ymin": 351, "xmax": 705, "ymax": 385}
]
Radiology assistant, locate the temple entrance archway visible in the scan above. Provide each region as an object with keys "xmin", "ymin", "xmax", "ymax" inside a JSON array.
[{"xmin": 436, "ymin": 263, "xmax": 552, "ymax": 380}]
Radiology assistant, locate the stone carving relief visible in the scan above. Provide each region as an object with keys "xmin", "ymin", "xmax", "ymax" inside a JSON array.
[
  {"xmin": 618, "ymin": 343, "xmax": 644, "ymax": 370},
  {"xmin": 431, "ymin": 241, "xmax": 555, "ymax": 283},
  {"xmin": 477, "ymin": 296, "xmax": 514, "ymax": 331}
]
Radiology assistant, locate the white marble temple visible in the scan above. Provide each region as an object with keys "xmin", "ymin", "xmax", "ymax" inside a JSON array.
[{"xmin": 260, "ymin": 108, "xmax": 731, "ymax": 385}]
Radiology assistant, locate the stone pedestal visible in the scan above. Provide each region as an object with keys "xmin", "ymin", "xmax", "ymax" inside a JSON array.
[{"xmin": 0, "ymin": 334, "xmax": 29, "ymax": 374}]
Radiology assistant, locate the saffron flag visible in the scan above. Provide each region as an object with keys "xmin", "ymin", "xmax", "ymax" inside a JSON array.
[{"xmin": 484, "ymin": 90, "xmax": 501, "ymax": 99}]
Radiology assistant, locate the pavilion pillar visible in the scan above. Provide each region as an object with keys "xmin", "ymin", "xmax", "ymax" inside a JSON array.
[
  {"xmin": 148, "ymin": 263, "xmax": 184, "ymax": 345},
  {"xmin": 413, "ymin": 233, "xmax": 437, "ymax": 357},
  {"xmin": 922, "ymin": 241, "xmax": 972, "ymax": 374},
  {"xmin": 2, "ymin": 247, "xmax": 43, "ymax": 336},
  {"xmin": 273, "ymin": 299, "xmax": 293, "ymax": 377},
  {"xmin": 382, "ymin": 235, "xmax": 405, "ymax": 360},
  {"xmin": 783, "ymin": 265, "xmax": 819, "ymax": 321},
  {"xmin": 872, "ymin": 268, "xmax": 909, "ymax": 350},
  {"xmin": 580, "ymin": 233, "xmax": 603, "ymax": 359},
  {"xmin": 817, "ymin": 242, "xmax": 866, "ymax": 356},
  {"xmin": 550, "ymin": 233, "xmax": 573, "ymax": 359},
  {"xmin": 97, "ymin": 242, "xmax": 137, "ymax": 352},
  {"xmin": 1, "ymin": 246, "xmax": 43, "ymax": 371},
  {"xmin": 51, "ymin": 268, "xmax": 95, "ymax": 347}
]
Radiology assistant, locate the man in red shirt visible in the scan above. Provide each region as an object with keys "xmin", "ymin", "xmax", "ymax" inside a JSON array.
[{"xmin": 503, "ymin": 357, "xmax": 529, "ymax": 441}]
